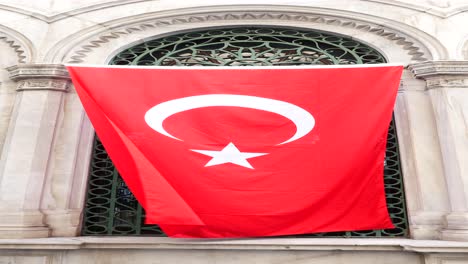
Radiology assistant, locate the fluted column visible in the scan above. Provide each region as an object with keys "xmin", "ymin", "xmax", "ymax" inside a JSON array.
[
  {"xmin": 409, "ymin": 61, "xmax": 468, "ymax": 241},
  {"xmin": 0, "ymin": 64, "xmax": 69, "ymax": 238}
]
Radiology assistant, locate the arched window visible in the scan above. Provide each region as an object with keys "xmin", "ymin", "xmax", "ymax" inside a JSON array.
[{"xmin": 82, "ymin": 27, "xmax": 407, "ymax": 237}]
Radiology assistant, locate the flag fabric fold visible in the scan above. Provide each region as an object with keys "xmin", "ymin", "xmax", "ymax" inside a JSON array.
[{"xmin": 67, "ymin": 64, "xmax": 403, "ymax": 238}]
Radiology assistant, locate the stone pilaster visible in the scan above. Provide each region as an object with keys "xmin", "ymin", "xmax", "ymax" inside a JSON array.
[
  {"xmin": 0, "ymin": 64, "xmax": 69, "ymax": 238},
  {"xmin": 394, "ymin": 70, "xmax": 450, "ymax": 239},
  {"xmin": 395, "ymin": 69, "xmax": 449, "ymax": 240},
  {"xmin": 409, "ymin": 61, "xmax": 468, "ymax": 241}
]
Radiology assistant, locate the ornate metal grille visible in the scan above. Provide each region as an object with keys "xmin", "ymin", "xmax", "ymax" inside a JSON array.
[{"xmin": 82, "ymin": 27, "xmax": 408, "ymax": 237}]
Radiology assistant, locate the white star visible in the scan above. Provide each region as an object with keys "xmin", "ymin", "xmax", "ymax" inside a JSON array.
[{"xmin": 190, "ymin": 142, "xmax": 268, "ymax": 169}]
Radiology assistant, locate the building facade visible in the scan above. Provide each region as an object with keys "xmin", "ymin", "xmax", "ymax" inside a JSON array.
[{"xmin": 0, "ymin": 0, "xmax": 467, "ymax": 263}]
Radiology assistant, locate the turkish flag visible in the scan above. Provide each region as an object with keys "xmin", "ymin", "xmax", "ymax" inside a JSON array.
[{"xmin": 67, "ymin": 65, "xmax": 402, "ymax": 238}]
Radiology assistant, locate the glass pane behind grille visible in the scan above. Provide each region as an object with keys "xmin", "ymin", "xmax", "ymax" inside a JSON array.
[{"xmin": 82, "ymin": 27, "xmax": 408, "ymax": 237}]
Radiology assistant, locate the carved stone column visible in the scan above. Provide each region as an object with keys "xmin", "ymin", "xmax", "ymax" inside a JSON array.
[
  {"xmin": 409, "ymin": 61, "xmax": 468, "ymax": 241},
  {"xmin": 0, "ymin": 64, "xmax": 69, "ymax": 238}
]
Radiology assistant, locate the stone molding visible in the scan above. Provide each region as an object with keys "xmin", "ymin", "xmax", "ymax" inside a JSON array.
[
  {"xmin": 409, "ymin": 61, "xmax": 468, "ymax": 78},
  {"xmin": 7, "ymin": 64, "xmax": 69, "ymax": 80},
  {"xmin": 409, "ymin": 61, "xmax": 468, "ymax": 89},
  {"xmin": 0, "ymin": 0, "xmax": 153, "ymax": 23},
  {"xmin": 0, "ymin": 33, "xmax": 26, "ymax": 63},
  {"xmin": 0, "ymin": 211, "xmax": 46, "ymax": 226},
  {"xmin": 15, "ymin": 79, "xmax": 69, "ymax": 92},
  {"xmin": 43, "ymin": 209, "xmax": 82, "ymax": 237},
  {"xmin": 0, "ymin": 211, "xmax": 50, "ymax": 238},
  {"xmin": 7, "ymin": 64, "xmax": 70, "ymax": 92},
  {"xmin": 65, "ymin": 9, "xmax": 433, "ymax": 63},
  {"xmin": 365, "ymin": 0, "xmax": 468, "ymax": 18},
  {"xmin": 0, "ymin": 29, "xmax": 32, "ymax": 63},
  {"xmin": 1, "ymin": 0, "xmax": 467, "ymax": 22},
  {"xmin": 1, "ymin": 237, "xmax": 468, "ymax": 253},
  {"xmin": 425, "ymin": 78, "xmax": 468, "ymax": 89},
  {"xmin": 425, "ymin": 254, "xmax": 468, "ymax": 264}
]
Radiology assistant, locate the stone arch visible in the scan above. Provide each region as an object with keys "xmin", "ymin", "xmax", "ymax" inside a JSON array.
[
  {"xmin": 0, "ymin": 25, "xmax": 34, "ymax": 63},
  {"xmin": 45, "ymin": 5, "xmax": 448, "ymax": 64}
]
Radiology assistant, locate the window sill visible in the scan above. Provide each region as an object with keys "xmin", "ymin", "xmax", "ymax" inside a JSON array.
[{"xmin": 0, "ymin": 237, "xmax": 467, "ymax": 253}]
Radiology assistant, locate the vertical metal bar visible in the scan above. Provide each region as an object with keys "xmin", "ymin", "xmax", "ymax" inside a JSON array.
[
  {"xmin": 107, "ymin": 167, "xmax": 119, "ymax": 235},
  {"xmin": 135, "ymin": 203, "xmax": 143, "ymax": 235}
]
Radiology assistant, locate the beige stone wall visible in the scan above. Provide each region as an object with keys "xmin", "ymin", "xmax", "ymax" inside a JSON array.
[{"xmin": 0, "ymin": 0, "xmax": 467, "ymax": 263}]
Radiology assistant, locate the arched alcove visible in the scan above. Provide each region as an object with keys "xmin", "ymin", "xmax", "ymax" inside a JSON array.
[
  {"xmin": 81, "ymin": 26, "xmax": 408, "ymax": 237},
  {"xmin": 44, "ymin": 6, "xmax": 449, "ymax": 240}
]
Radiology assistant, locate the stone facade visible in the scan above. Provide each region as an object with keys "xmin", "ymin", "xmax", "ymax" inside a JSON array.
[{"xmin": 0, "ymin": 0, "xmax": 467, "ymax": 263}]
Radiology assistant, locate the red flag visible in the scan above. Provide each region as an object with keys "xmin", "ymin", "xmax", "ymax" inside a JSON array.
[{"xmin": 67, "ymin": 65, "xmax": 402, "ymax": 238}]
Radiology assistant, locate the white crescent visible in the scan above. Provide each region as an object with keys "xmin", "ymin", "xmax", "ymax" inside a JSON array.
[{"xmin": 144, "ymin": 94, "xmax": 315, "ymax": 145}]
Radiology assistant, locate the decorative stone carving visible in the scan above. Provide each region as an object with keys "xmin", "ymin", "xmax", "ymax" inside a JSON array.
[
  {"xmin": 67, "ymin": 11, "xmax": 431, "ymax": 63},
  {"xmin": 409, "ymin": 61, "xmax": 468, "ymax": 89},
  {"xmin": 409, "ymin": 61, "xmax": 468, "ymax": 78},
  {"xmin": 7, "ymin": 64, "xmax": 70, "ymax": 92},
  {"xmin": 0, "ymin": 35, "xmax": 27, "ymax": 63},
  {"xmin": 7, "ymin": 64, "xmax": 70, "ymax": 81},
  {"xmin": 16, "ymin": 79, "xmax": 69, "ymax": 92},
  {"xmin": 425, "ymin": 78, "xmax": 468, "ymax": 89},
  {"xmin": 0, "ymin": 26, "xmax": 33, "ymax": 64}
]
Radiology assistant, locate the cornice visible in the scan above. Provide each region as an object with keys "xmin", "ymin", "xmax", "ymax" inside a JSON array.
[
  {"xmin": 409, "ymin": 61, "xmax": 468, "ymax": 78},
  {"xmin": 7, "ymin": 64, "xmax": 69, "ymax": 81},
  {"xmin": 65, "ymin": 9, "xmax": 433, "ymax": 63},
  {"xmin": 7, "ymin": 64, "xmax": 70, "ymax": 92},
  {"xmin": 408, "ymin": 61, "xmax": 468, "ymax": 89}
]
